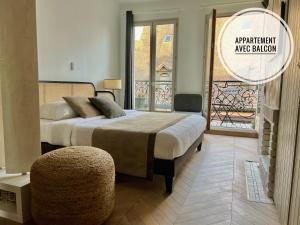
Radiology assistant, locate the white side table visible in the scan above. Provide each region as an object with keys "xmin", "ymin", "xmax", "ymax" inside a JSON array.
[{"xmin": 0, "ymin": 170, "xmax": 30, "ymax": 223}]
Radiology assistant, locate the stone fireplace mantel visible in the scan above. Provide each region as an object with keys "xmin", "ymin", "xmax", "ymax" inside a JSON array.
[
  {"xmin": 263, "ymin": 104, "xmax": 280, "ymax": 124},
  {"xmin": 259, "ymin": 104, "xmax": 280, "ymax": 198}
]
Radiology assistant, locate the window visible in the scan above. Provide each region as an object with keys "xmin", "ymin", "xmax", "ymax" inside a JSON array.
[{"xmin": 133, "ymin": 21, "xmax": 177, "ymax": 112}]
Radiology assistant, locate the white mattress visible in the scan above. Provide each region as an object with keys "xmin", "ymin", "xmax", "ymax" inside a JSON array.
[{"xmin": 40, "ymin": 110, "xmax": 207, "ymax": 160}]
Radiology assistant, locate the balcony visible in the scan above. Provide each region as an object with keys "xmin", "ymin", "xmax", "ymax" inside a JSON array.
[
  {"xmin": 135, "ymin": 80, "xmax": 258, "ymax": 130},
  {"xmin": 135, "ymin": 80, "xmax": 172, "ymax": 111},
  {"xmin": 211, "ymin": 81, "xmax": 258, "ymax": 130}
]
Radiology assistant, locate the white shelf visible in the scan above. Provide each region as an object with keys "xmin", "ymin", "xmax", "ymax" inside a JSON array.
[{"xmin": 0, "ymin": 170, "xmax": 31, "ymax": 223}]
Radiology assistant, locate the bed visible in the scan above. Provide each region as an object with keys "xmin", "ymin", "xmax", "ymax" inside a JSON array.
[{"xmin": 39, "ymin": 81, "xmax": 207, "ymax": 193}]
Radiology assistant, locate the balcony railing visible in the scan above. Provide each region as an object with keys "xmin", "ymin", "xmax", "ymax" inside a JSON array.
[
  {"xmin": 135, "ymin": 80, "xmax": 258, "ymax": 129},
  {"xmin": 135, "ymin": 80, "xmax": 173, "ymax": 111},
  {"xmin": 211, "ymin": 80, "xmax": 258, "ymax": 130}
]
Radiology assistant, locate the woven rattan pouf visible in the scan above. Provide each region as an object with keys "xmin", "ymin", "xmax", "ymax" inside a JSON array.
[{"xmin": 30, "ymin": 146, "xmax": 115, "ymax": 225}]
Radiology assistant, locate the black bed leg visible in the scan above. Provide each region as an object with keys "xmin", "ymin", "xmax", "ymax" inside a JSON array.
[
  {"xmin": 165, "ymin": 175, "xmax": 174, "ymax": 194},
  {"xmin": 197, "ymin": 142, "xmax": 202, "ymax": 152}
]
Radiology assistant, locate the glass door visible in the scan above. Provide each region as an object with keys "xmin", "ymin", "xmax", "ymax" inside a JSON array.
[
  {"xmin": 133, "ymin": 24, "xmax": 151, "ymax": 111},
  {"xmin": 134, "ymin": 20, "xmax": 177, "ymax": 112},
  {"xmin": 153, "ymin": 23, "xmax": 176, "ymax": 112},
  {"xmin": 203, "ymin": 9, "xmax": 216, "ymax": 130}
]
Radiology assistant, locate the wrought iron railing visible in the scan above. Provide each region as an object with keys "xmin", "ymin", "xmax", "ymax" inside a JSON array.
[
  {"xmin": 135, "ymin": 80, "xmax": 150, "ymax": 110},
  {"xmin": 135, "ymin": 80, "xmax": 172, "ymax": 111},
  {"xmin": 134, "ymin": 80, "xmax": 258, "ymax": 128},
  {"xmin": 211, "ymin": 80, "xmax": 258, "ymax": 128}
]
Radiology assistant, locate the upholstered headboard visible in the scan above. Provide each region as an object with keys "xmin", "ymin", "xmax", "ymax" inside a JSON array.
[
  {"xmin": 39, "ymin": 81, "xmax": 115, "ymax": 105},
  {"xmin": 174, "ymin": 94, "xmax": 202, "ymax": 113}
]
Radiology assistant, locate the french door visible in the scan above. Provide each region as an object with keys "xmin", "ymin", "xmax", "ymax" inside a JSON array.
[
  {"xmin": 203, "ymin": 9, "xmax": 216, "ymax": 130},
  {"xmin": 133, "ymin": 20, "xmax": 177, "ymax": 112}
]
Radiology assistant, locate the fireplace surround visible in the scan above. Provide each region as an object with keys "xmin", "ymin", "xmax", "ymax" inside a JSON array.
[
  {"xmin": 259, "ymin": 105, "xmax": 279, "ymax": 198},
  {"xmin": 259, "ymin": 104, "xmax": 280, "ymax": 198}
]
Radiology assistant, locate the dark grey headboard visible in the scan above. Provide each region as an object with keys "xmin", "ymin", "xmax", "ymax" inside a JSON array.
[{"xmin": 174, "ymin": 94, "xmax": 202, "ymax": 113}]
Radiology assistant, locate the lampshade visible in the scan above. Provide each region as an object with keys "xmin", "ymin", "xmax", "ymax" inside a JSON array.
[{"xmin": 103, "ymin": 79, "xmax": 122, "ymax": 90}]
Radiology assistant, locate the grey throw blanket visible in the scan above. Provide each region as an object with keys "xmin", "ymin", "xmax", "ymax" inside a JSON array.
[{"xmin": 92, "ymin": 112, "xmax": 188, "ymax": 178}]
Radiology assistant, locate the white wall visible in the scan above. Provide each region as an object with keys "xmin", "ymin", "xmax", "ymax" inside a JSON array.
[
  {"xmin": 36, "ymin": 0, "xmax": 120, "ymax": 90},
  {"xmin": 120, "ymin": 0, "xmax": 262, "ymax": 103}
]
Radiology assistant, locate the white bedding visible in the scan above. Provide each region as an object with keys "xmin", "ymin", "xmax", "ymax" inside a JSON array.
[{"xmin": 40, "ymin": 110, "xmax": 207, "ymax": 160}]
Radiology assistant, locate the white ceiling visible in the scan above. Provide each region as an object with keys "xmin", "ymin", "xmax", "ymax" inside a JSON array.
[
  {"xmin": 118, "ymin": 0, "xmax": 259, "ymax": 4},
  {"xmin": 118, "ymin": 0, "xmax": 166, "ymax": 3}
]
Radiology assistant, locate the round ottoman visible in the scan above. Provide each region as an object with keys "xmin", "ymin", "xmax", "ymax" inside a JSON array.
[{"xmin": 30, "ymin": 146, "xmax": 115, "ymax": 225}]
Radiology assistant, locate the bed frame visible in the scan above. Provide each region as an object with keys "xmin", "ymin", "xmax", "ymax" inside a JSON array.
[
  {"xmin": 39, "ymin": 80, "xmax": 115, "ymax": 105},
  {"xmin": 39, "ymin": 81, "xmax": 204, "ymax": 193}
]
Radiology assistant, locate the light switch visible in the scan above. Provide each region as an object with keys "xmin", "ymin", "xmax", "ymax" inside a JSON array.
[{"xmin": 70, "ymin": 62, "xmax": 74, "ymax": 71}]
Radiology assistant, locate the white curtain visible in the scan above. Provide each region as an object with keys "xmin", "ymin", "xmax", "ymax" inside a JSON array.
[
  {"xmin": 0, "ymin": 0, "xmax": 41, "ymax": 173},
  {"xmin": 0, "ymin": 77, "xmax": 5, "ymax": 169}
]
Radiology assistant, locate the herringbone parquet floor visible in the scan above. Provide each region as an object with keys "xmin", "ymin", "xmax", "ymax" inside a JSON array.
[
  {"xmin": 105, "ymin": 134, "xmax": 281, "ymax": 225},
  {"xmin": 2, "ymin": 134, "xmax": 281, "ymax": 225}
]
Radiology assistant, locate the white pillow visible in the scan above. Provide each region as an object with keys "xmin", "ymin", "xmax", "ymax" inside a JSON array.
[{"xmin": 40, "ymin": 101, "xmax": 77, "ymax": 120}]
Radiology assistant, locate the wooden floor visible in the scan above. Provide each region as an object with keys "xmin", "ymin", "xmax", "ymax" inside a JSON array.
[{"xmin": 1, "ymin": 134, "xmax": 281, "ymax": 225}]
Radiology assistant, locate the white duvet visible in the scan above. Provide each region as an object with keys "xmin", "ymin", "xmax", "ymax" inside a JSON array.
[{"xmin": 40, "ymin": 110, "xmax": 207, "ymax": 160}]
